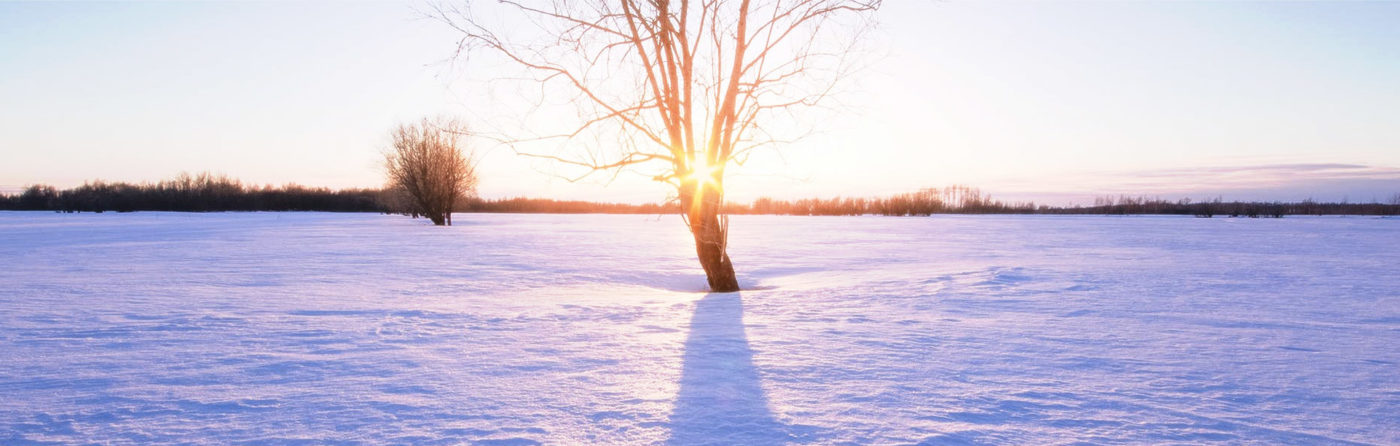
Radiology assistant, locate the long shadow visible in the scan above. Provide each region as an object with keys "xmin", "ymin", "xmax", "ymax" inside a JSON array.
[{"xmin": 667, "ymin": 292, "xmax": 788, "ymax": 445}]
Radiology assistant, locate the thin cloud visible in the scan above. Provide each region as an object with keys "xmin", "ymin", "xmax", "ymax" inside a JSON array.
[{"xmin": 992, "ymin": 163, "xmax": 1400, "ymax": 205}]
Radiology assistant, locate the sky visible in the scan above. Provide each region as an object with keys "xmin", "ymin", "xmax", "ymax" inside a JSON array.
[{"xmin": 2, "ymin": 1, "xmax": 1397, "ymax": 205}]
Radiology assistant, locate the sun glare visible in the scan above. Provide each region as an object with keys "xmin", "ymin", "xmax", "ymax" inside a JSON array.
[{"xmin": 684, "ymin": 161, "xmax": 719, "ymax": 188}]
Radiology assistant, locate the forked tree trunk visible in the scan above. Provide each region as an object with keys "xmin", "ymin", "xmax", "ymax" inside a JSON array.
[{"xmin": 684, "ymin": 181, "xmax": 739, "ymax": 292}]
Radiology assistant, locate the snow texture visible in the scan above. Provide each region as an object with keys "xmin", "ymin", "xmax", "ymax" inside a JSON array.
[{"xmin": 1, "ymin": 212, "xmax": 1397, "ymax": 444}]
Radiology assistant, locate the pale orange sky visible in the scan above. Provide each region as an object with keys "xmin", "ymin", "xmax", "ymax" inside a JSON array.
[{"xmin": 2, "ymin": 1, "xmax": 1398, "ymax": 205}]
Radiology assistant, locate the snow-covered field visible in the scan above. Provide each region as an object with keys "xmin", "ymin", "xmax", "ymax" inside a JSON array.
[{"xmin": 1, "ymin": 212, "xmax": 1397, "ymax": 445}]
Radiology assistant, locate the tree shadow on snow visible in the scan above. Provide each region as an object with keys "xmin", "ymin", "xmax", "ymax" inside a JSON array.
[{"xmin": 667, "ymin": 292, "xmax": 793, "ymax": 445}]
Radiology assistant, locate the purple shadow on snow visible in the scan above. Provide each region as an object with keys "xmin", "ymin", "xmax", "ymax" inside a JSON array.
[{"xmin": 667, "ymin": 292, "xmax": 806, "ymax": 445}]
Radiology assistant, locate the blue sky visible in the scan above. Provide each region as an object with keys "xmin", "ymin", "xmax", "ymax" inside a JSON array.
[{"xmin": 1, "ymin": 1, "xmax": 1397, "ymax": 204}]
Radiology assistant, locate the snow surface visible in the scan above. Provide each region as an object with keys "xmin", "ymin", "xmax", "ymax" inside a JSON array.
[{"xmin": 1, "ymin": 212, "xmax": 1397, "ymax": 445}]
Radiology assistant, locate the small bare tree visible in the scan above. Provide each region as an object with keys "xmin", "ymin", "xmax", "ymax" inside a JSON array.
[
  {"xmin": 437, "ymin": 0, "xmax": 880, "ymax": 291},
  {"xmin": 384, "ymin": 118, "xmax": 478, "ymax": 226}
]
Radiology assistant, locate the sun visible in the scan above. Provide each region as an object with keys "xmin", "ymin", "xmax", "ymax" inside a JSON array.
[
  {"xmin": 683, "ymin": 160, "xmax": 719, "ymax": 189},
  {"xmin": 681, "ymin": 160, "xmax": 724, "ymax": 215}
]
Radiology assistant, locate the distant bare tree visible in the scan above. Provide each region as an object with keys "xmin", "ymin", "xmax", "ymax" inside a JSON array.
[
  {"xmin": 384, "ymin": 118, "xmax": 478, "ymax": 226},
  {"xmin": 436, "ymin": 0, "xmax": 881, "ymax": 291}
]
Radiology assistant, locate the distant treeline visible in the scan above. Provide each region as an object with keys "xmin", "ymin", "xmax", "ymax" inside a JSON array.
[
  {"xmin": 725, "ymin": 188, "xmax": 1400, "ymax": 217},
  {"xmin": 460, "ymin": 197, "xmax": 674, "ymax": 214},
  {"xmin": 1055, "ymin": 195, "xmax": 1400, "ymax": 218},
  {"xmin": 0, "ymin": 173, "xmax": 386, "ymax": 213},
  {"xmin": 3, "ymin": 175, "xmax": 1397, "ymax": 216},
  {"xmin": 728, "ymin": 185, "xmax": 1037, "ymax": 215}
]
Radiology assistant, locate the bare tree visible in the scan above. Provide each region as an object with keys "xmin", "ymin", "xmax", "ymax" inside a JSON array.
[
  {"xmin": 437, "ymin": 0, "xmax": 880, "ymax": 291},
  {"xmin": 384, "ymin": 118, "xmax": 478, "ymax": 226}
]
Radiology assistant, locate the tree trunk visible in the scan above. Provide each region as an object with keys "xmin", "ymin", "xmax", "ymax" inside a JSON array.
[
  {"xmin": 446, "ymin": 196, "xmax": 455, "ymax": 226},
  {"xmin": 684, "ymin": 181, "xmax": 739, "ymax": 292}
]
